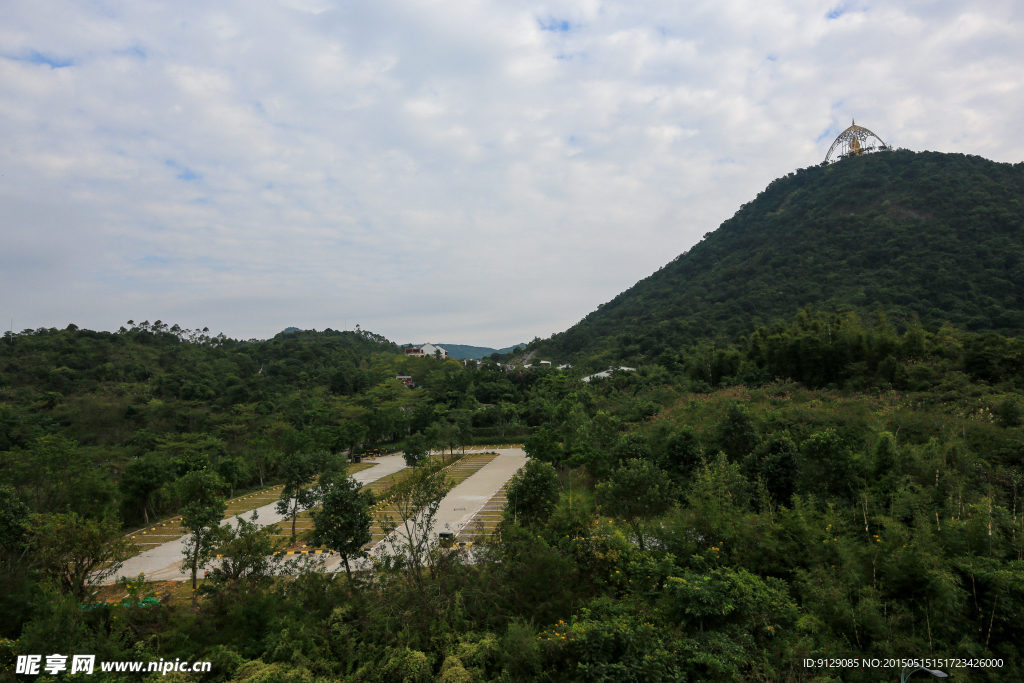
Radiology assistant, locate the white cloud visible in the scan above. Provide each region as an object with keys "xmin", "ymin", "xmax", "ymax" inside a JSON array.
[{"xmin": 1, "ymin": 0, "xmax": 1022, "ymax": 345}]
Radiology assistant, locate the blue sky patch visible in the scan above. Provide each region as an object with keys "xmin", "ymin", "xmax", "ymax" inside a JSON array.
[
  {"xmin": 166, "ymin": 159, "xmax": 201, "ymax": 181},
  {"xmin": 539, "ymin": 19, "xmax": 572, "ymax": 32},
  {"xmin": 826, "ymin": 5, "xmax": 846, "ymax": 19},
  {"xmin": 816, "ymin": 125, "xmax": 840, "ymax": 143},
  {"xmin": 15, "ymin": 50, "xmax": 73, "ymax": 68}
]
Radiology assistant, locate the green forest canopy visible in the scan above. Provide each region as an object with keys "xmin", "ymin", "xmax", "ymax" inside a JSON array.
[{"xmin": 2, "ymin": 311, "xmax": 1024, "ymax": 680}]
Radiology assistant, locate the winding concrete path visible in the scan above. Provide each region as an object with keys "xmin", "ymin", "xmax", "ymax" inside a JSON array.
[
  {"xmin": 433, "ymin": 449, "xmax": 525, "ymax": 538},
  {"xmin": 106, "ymin": 450, "xmax": 528, "ymax": 583},
  {"xmin": 325, "ymin": 448, "xmax": 527, "ymax": 572},
  {"xmin": 108, "ymin": 454, "xmax": 410, "ymax": 583}
]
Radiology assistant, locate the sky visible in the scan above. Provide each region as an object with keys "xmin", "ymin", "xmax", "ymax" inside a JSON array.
[{"xmin": 2, "ymin": 1, "xmax": 1022, "ymax": 348}]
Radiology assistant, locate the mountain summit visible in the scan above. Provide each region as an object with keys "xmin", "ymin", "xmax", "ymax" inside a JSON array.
[{"xmin": 544, "ymin": 150, "xmax": 1024, "ymax": 360}]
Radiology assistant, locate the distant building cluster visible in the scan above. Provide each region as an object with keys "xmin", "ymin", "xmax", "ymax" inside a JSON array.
[
  {"xmin": 401, "ymin": 342, "xmax": 581, "ymax": 376},
  {"xmin": 404, "ymin": 343, "xmax": 448, "ymax": 359}
]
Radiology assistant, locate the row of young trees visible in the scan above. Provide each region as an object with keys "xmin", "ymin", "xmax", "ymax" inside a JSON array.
[{"xmin": 0, "ymin": 446, "xmax": 454, "ymax": 615}]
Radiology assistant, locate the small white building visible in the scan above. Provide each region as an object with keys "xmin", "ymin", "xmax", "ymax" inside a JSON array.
[{"xmin": 404, "ymin": 343, "xmax": 449, "ymax": 359}]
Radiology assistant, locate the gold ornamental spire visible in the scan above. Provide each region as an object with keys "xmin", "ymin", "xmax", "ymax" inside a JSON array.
[{"xmin": 824, "ymin": 120, "xmax": 888, "ymax": 163}]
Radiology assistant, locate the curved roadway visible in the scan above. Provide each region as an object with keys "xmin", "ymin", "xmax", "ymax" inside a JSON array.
[{"xmin": 107, "ymin": 449, "xmax": 527, "ymax": 583}]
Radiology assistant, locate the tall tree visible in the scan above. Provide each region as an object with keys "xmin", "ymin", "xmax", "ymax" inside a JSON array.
[
  {"xmin": 0, "ymin": 485, "xmax": 32, "ymax": 638},
  {"xmin": 310, "ymin": 474, "xmax": 375, "ymax": 580},
  {"xmin": 275, "ymin": 453, "xmax": 318, "ymax": 540},
  {"xmin": 800, "ymin": 429, "xmax": 858, "ymax": 502},
  {"xmin": 663, "ymin": 426, "xmax": 704, "ymax": 477},
  {"xmin": 747, "ymin": 436, "xmax": 799, "ymax": 506},
  {"xmin": 245, "ymin": 440, "xmax": 280, "ymax": 487},
  {"xmin": 177, "ymin": 470, "xmax": 227, "ymax": 603},
  {"xmin": 26, "ymin": 512, "xmax": 135, "ymax": 598},
  {"xmin": 717, "ymin": 403, "xmax": 759, "ymax": 460},
  {"xmin": 155, "ymin": 433, "xmax": 228, "ymax": 476},
  {"xmin": 425, "ymin": 420, "xmax": 459, "ymax": 462},
  {"xmin": 209, "ymin": 511, "xmax": 283, "ymax": 587},
  {"xmin": 504, "ymin": 460, "xmax": 559, "ymax": 527},
  {"xmin": 612, "ymin": 432, "xmax": 652, "ymax": 464},
  {"xmin": 119, "ymin": 455, "xmax": 167, "ymax": 525},
  {"xmin": 523, "ymin": 426, "xmax": 565, "ymax": 468},
  {"xmin": 379, "ymin": 460, "xmax": 454, "ymax": 580},
  {"xmin": 450, "ymin": 410, "xmax": 474, "ymax": 454},
  {"xmin": 338, "ymin": 422, "xmax": 367, "ymax": 462},
  {"xmin": 0, "ymin": 484, "xmax": 29, "ymax": 554},
  {"xmin": 403, "ymin": 432, "xmax": 428, "ymax": 468},
  {"xmin": 596, "ymin": 459, "xmax": 675, "ymax": 551},
  {"xmin": 216, "ymin": 457, "xmax": 248, "ymax": 499}
]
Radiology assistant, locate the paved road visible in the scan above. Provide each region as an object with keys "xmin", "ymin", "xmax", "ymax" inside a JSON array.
[
  {"xmin": 106, "ymin": 450, "xmax": 527, "ymax": 583},
  {"xmin": 325, "ymin": 448, "xmax": 527, "ymax": 572},
  {"xmin": 433, "ymin": 449, "xmax": 525, "ymax": 537},
  {"xmin": 107, "ymin": 454, "xmax": 410, "ymax": 584}
]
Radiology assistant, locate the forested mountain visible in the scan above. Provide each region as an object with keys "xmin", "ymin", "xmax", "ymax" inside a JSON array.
[
  {"xmin": 541, "ymin": 150, "xmax": 1024, "ymax": 360},
  {"xmin": 5, "ymin": 152, "xmax": 1024, "ymax": 682}
]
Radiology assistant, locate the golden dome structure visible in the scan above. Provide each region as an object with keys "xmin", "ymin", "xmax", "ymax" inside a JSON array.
[{"xmin": 824, "ymin": 119, "xmax": 889, "ymax": 163}]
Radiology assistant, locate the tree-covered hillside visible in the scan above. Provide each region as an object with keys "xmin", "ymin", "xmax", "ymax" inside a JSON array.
[
  {"xmin": 0, "ymin": 321, "xmax": 546, "ymax": 531},
  {"xmin": 3, "ymin": 313, "xmax": 1024, "ymax": 681},
  {"xmin": 541, "ymin": 150, "xmax": 1024, "ymax": 360},
  {"xmin": 0, "ymin": 322, "xmax": 396, "ymax": 451},
  {"xmin": 5, "ymin": 149, "xmax": 1024, "ymax": 681}
]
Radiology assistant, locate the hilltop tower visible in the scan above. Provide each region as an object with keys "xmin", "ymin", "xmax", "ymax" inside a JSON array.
[{"xmin": 825, "ymin": 120, "xmax": 889, "ymax": 163}]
